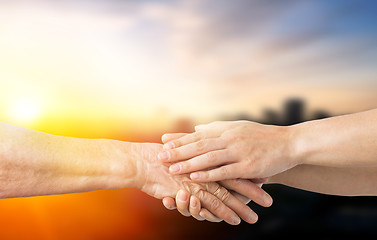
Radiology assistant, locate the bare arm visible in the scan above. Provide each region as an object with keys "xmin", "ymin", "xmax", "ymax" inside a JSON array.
[
  {"xmin": 292, "ymin": 108, "xmax": 377, "ymax": 168},
  {"xmin": 269, "ymin": 165, "xmax": 377, "ymax": 196},
  {"xmin": 0, "ymin": 122, "xmax": 139, "ymax": 198},
  {"xmin": 159, "ymin": 108, "xmax": 377, "ymax": 182},
  {"xmin": 0, "ymin": 122, "xmax": 262, "ymax": 225}
]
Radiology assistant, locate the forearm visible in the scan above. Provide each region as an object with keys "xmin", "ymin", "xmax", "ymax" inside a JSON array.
[
  {"xmin": 269, "ymin": 164, "xmax": 377, "ymax": 196},
  {"xmin": 269, "ymin": 109, "xmax": 377, "ymax": 196},
  {"xmin": 291, "ymin": 109, "xmax": 377, "ymax": 167},
  {"xmin": 0, "ymin": 122, "xmax": 139, "ymax": 198}
]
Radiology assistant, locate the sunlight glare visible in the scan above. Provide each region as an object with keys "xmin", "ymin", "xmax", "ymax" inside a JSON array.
[{"xmin": 7, "ymin": 97, "xmax": 42, "ymax": 125}]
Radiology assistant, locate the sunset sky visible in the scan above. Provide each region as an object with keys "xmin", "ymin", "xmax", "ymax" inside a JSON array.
[
  {"xmin": 1, "ymin": 0, "xmax": 376, "ymax": 137},
  {"xmin": 0, "ymin": 1, "xmax": 377, "ymax": 238}
]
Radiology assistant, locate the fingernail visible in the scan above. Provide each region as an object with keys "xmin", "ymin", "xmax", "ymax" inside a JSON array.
[
  {"xmin": 158, "ymin": 151, "xmax": 170, "ymax": 161},
  {"xmin": 161, "ymin": 134, "xmax": 168, "ymax": 142},
  {"xmin": 163, "ymin": 142, "xmax": 175, "ymax": 150},
  {"xmin": 169, "ymin": 164, "xmax": 181, "ymax": 173},
  {"xmin": 167, "ymin": 205, "xmax": 175, "ymax": 210},
  {"xmin": 178, "ymin": 190, "xmax": 188, "ymax": 202},
  {"xmin": 190, "ymin": 197, "xmax": 197, "ymax": 208},
  {"xmin": 232, "ymin": 217, "xmax": 241, "ymax": 225},
  {"xmin": 190, "ymin": 172, "xmax": 201, "ymax": 180},
  {"xmin": 264, "ymin": 194, "xmax": 273, "ymax": 206},
  {"xmin": 249, "ymin": 213, "xmax": 258, "ymax": 224}
]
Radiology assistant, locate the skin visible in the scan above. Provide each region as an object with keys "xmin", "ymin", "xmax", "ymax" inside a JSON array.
[
  {"xmin": 0, "ymin": 122, "xmax": 272, "ymax": 225},
  {"xmin": 163, "ymin": 179, "xmax": 268, "ymax": 223},
  {"xmin": 269, "ymin": 165, "xmax": 377, "ymax": 196},
  {"xmin": 160, "ymin": 109, "xmax": 377, "ymax": 219},
  {"xmin": 161, "ymin": 133, "xmax": 270, "ymax": 223},
  {"xmin": 159, "ymin": 109, "xmax": 377, "ymax": 181},
  {"xmin": 159, "ymin": 121, "xmax": 296, "ymax": 181},
  {"xmin": 165, "ymin": 165, "xmax": 377, "ymax": 217}
]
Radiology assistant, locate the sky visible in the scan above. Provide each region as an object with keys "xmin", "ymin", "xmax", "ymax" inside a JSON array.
[
  {"xmin": 0, "ymin": 0, "xmax": 376, "ymax": 136},
  {"xmin": 0, "ymin": 1, "xmax": 377, "ymax": 239}
]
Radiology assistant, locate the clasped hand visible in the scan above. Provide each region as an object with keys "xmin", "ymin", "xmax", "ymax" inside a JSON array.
[
  {"xmin": 138, "ymin": 143, "xmax": 271, "ymax": 225},
  {"xmin": 156, "ymin": 121, "xmax": 293, "ymax": 224}
]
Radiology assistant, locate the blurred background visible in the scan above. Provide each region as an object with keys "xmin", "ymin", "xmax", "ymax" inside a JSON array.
[{"xmin": 0, "ymin": 0, "xmax": 377, "ymax": 239}]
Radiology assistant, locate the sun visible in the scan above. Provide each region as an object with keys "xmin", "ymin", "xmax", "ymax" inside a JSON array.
[{"xmin": 7, "ymin": 97, "xmax": 42, "ymax": 125}]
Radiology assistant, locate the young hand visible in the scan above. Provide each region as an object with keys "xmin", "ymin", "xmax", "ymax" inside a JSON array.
[{"xmin": 159, "ymin": 121, "xmax": 298, "ymax": 182}]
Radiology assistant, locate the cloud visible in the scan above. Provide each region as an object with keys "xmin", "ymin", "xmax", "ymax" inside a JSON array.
[{"xmin": 1, "ymin": 0, "xmax": 376, "ymax": 120}]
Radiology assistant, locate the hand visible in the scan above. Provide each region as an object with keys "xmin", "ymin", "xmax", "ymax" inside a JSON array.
[
  {"xmin": 162, "ymin": 178, "xmax": 270, "ymax": 223},
  {"xmin": 158, "ymin": 121, "xmax": 298, "ymax": 182},
  {"xmin": 134, "ymin": 142, "xmax": 261, "ymax": 224},
  {"xmin": 159, "ymin": 133, "xmax": 272, "ymax": 223}
]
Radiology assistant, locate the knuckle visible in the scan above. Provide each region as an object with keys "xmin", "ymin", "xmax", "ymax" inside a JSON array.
[
  {"xmin": 192, "ymin": 185, "xmax": 205, "ymax": 197},
  {"xmin": 195, "ymin": 140, "xmax": 207, "ymax": 152},
  {"xmin": 181, "ymin": 161, "xmax": 189, "ymax": 172},
  {"xmin": 220, "ymin": 190, "xmax": 231, "ymax": 202},
  {"xmin": 220, "ymin": 132, "xmax": 235, "ymax": 142},
  {"xmin": 233, "ymin": 178, "xmax": 245, "ymax": 185},
  {"xmin": 169, "ymin": 149, "xmax": 178, "ymax": 159},
  {"xmin": 220, "ymin": 166, "xmax": 229, "ymax": 177},
  {"xmin": 200, "ymin": 182, "xmax": 211, "ymax": 192},
  {"xmin": 244, "ymin": 159, "xmax": 253, "ymax": 169},
  {"xmin": 206, "ymin": 151, "xmax": 217, "ymax": 163},
  {"xmin": 184, "ymin": 182, "xmax": 203, "ymax": 195},
  {"xmin": 171, "ymin": 140, "xmax": 180, "ymax": 148},
  {"xmin": 209, "ymin": 197, "xmax": 221, "ymax": 211},
  {"xmin": 194, "ymin": 131, "xmax": 203, "ymax": 140}
]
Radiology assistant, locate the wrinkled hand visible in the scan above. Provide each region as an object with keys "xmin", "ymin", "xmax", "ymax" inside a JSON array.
[
  {"xmin": 159, "ymin": 133, "xmax": 272, "ymax": 223},
  {"xmin": 159, "ymin": 121, "xmax": 297, "ymax": 182},
  {"xmin": 162, "ymin": 178, "xmax": 270, "ymax": 223},
  {"xmin": 136, "ymin": 143, "xmax": 263, "ymax": 224}
]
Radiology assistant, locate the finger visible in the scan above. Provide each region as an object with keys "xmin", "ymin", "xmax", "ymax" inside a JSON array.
[
  {"xmin": 161, "ymin": 133, "xmax": 188, "ymax": 144},
  {"xmin": 162, "ymin": 138, "xmax": 227, "ymax": 164},
  {"xmin": 230, "ymin": 190, "xmax": 250, "ymax": 204},
  {"xmin": 169, "ymin": 149, "xmax": 234, "ymax": 175},
  {"xmin": 199, "ymin": 209, "xmax": 222, "ymax": 222},
  {"xmin": 189, "ymin": 195, "xmax": 205, "ymax": 221},
  {"xmin": 190, "ymin": 164, "xmax": 242, "ymax": 182},
  {"xmin": 252, "ymin": 177, "xmax": 269, "ymax": 185},
  {"xmin": 206, "ymin": 183, "xmax": 258, "ymax": 224},
  {"xmin": 162, "ymin": 130, "xmax": 219, "ymax": 150},
  {"xmin": 199, "ymin": 191, "xmax": 241, "ymax": 225},
  {"xmin": 220, "ymin": 179, "xmax": 273, "ymax": 207},
  {"xmin": 162, "ymin": 197, "xmax": 177, "ymax": 210},
  {"xmin": 176, "ymin": 189, "xmax": 191, "ymax": 217},
  {"xmin": 186, "ymin": 184, "xmax": 240, "ymax": 225}
]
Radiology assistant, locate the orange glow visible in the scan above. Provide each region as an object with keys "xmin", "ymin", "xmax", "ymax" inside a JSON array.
[{"xmin": 0, "ymin": 0, "xmax": 376, "ymax": 239}]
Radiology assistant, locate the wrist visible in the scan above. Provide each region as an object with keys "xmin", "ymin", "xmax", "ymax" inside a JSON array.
[
  {"xmin": 126, "ymin": 142, "xmax": 147, "ymax": 190},
  {"xmin": 101, "ymin": 140, "xmax": 141, "ymax": 189},
  {"xmin": 58, "ymin": 138, "xmax": 141, "ymax": 192},
  {"xmin": 286, "ymin": 123, "xmax": 308, "ymax": 166}
]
